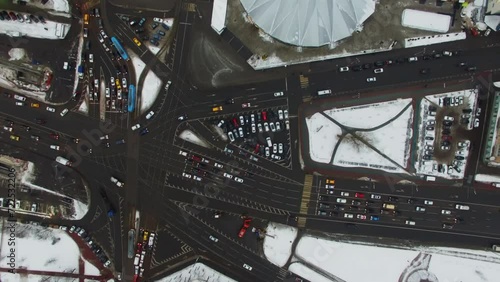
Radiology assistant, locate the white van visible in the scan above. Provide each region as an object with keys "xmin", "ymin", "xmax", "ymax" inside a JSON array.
[{"xmin": 317, "ymin": 89, "xmax": 332, "ymax": 95}]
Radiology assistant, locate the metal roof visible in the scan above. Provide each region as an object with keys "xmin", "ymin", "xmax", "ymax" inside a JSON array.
[{"xmin": 240, "ymin": 0, "xmax": 376, "ymax": 47}]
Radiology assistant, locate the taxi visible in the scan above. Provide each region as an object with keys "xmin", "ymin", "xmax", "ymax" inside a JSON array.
[
  {"xmin": 133, "ymin": 37, "xmax": 141, "ymax": 47},
  {"xmin": 30, "ymin": 103, "xmax": 40, "ymax": 108},
  {"xmin": 326, "ymin": 179, "xmax": 335, "ymax": 184},
  {"xmin": 212, "ymin": 106, "xmax": 223, "ymax": 112},
  {"xmin": 10, "ymin": 135, "xmax": 20, "ymax": 141}
]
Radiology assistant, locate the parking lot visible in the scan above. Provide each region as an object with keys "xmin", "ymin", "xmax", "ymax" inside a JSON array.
[{"xmin": 212, "ymin": 98, "xmax": 291, "ymax": 165}]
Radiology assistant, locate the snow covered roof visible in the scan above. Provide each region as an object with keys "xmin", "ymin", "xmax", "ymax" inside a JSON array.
[
  {"xmin": 402, "ymin": 9, "xmax": 451, "ymax": 33},
  {"xmin": 211, "ymin": 0, "xmax": 228, "ymax": 34},
  {"xmin": 240, "ymin": 0, "xmax": 376, "ymax": 47}
]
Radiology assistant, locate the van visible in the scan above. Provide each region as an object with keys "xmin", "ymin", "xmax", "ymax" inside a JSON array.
[
  {"xmin": 317, "ymin": 89, "xmax": 332, "ymax": 95},
  {"xmin": 425, "ymin": 176, "xmax": 436, "ymax": 181},
  {"xmin": 382, "ymin": 203, "xmax": 396, "ymax": 210}
]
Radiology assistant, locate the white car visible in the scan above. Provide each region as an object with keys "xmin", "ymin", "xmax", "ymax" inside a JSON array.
[
  {"xmin": 3, "ymin": 126, "xmax": 12, "ymax": 132},
  {"xmin": 234, "ymin": 177, "xmax": 244, "ymax": 183},
  {"xmin": 153, "ymin": 17, "xmax": 163, "ymax": 23},
  {"xmin": 272, "ymin": 143, "xmax": 277, "ymax": 154},
  {"xmin": 214, "ymin": 163, "xmax": 223, "ymax": 169},
  {"xmin": 408, "ymin": 57, "xmax": 418, "ymax": 62},
  {"xmin": 110, "ymin": 176, "xmax": 124, "ymax": 187},
  {"xmin": 275, "ymin": 122, "xmax": 282, "ymax": 131},
  {"xmin": 339, "ymin": 66, "xmax": 349, "ymax": 72},
  {"xmin": 285, "ymin": 120, "xmax": 290, "ymax": 130},
  {"xmin": 278, "ymin": 110, "xmax": 284, "ymax": 120},
  {"xmin": 46, "ymin": 107, "xmax": 56, "ymax": 112},
  {"xmin": 89, "ymin": 54, "xmax": 93, "ymax": 63},
  {"xmin": 227, "ymin": 132, "xmax": 235, "ymax": 142},
  {"xmin": 179, "ymin": 150, "xmax": 188, "ymax": 157},
  {"xmin": 182, "ymin": 173, "xmax": 192, "ymax": 179},
  {"xmin": 284, "ymin": 110, "xmax": 289, "ymax": 119},
  {"xmin": 336, "ymin": 198, "xmax": 347, "ymax": 204},
  {"xmin": 340, "ymin": 192, "xmax": 350, "ymax": 197},
  {"xmin": 50, "ymin": 145, "xmax": 60, "ymax": 150},
  {"xmin": 251, "ymin": 123, "xmax": 256, "ymax": 133},
  {"xmin": 98, "ymin": 34, "xmax": 104, "ymax": 43},
  {"xmin": 193, "ymin": 176, "xmax": 202, "ymax": 181},
  {"xmin": 257, "ymin": 123, "xmax": 263, "ymax": 132},
  {"xmin": 455, "ymin": 204, "xmax": 470, "ymax": 210},
  {"xmin": 415, "ymin": 206, "xmax": 426, "ymax": 212},
  {"xmin": 60, "ymin": 108, "xmax": 69, "ymax": 117},
  {"xmin": 371, "ymin": 194, "xmax": 381, "ymax": 200},
  {"xmin": 264, "ymin": 122, "xmax": 270, "ymax": 132},
  {"xmin": 444, "ymin": 116, "xmax": 454, "ymax": 121},
  {"xmin": 265, "ymin": 136, "xmax": 272, "ymax": 147},
  {"xmin": 239, "ymin": 116, "xmax": 245, "ymax": 126},
  {"xmin": 423, "ymin": 200, "xmax": 434, "ymax": 205},
  {"xmin": 63, "ymin": 62, "xmax": 69, "ymax": 70},
  {"xmin": 238, "ymin": 127, "xmax": 244, "ymax": 137},
  {"xmin": 474, "ymin": 118, "xmax": 479, "ymax": 128},
  {"xmin": 15, "ymin": 102, "xmax": 24, "ymax": 106},
  {"xmin": 344, "ymin": 213, "xmax": 354, "ymax": 219},
  {"xmin": 441, "ymin": 209, "xmax": 452, "ymax": 215},
  {"xmin": 367, "ymin": 77, "xmax": 376, "ymax": 82},
  {"xmin": 274, "ymin": 91, "xmax": 284, "ymax": 97},
  {"xmin": 278, "ymin": 143, "xmax": 283, "ymax": 154},
  {"xmin": 131, "ymin": 124, "xmax": 141, "ymax": 131},
  {"xmin": 122, "ymin": 78, "xmax": 127, "ymax": 88},
  {"xmin": 146, "ymin": 111, "xmax": 155, "ymax": 120},
  {"xmin": 325, "ymin": 185, "xmax": 335, "ymax": 189},
  {"xmin": 223, "ymin": 173, "xmax": 233, "ymax": 179},
  {"xmin": 165, "ymin": 80, "xmax": 172, "ymax": 90},
  {"xmin": 374, "ymin": 68, "xmax": 384, "ymax": 74},
  {"xmin": 209, "ymin": 235, "xmax": 218, "ymax": 242},
  {"xmin": 243, "ymin": 264, "xmax": 252, "ymax": 271},
  {"xmin": 405, "ymin": 220, "xmax": 416, "ymax": 226},
  {"xmin": 265, "ymin": 147, "xmax": 270, "ymax": 157},
  {"xmin": 110, "ymin": 77, "xmax": 115, "ymax": 86}
]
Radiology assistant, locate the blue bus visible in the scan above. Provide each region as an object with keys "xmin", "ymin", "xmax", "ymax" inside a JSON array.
[
  {"xmin": 128, "ymin": 85, "xmax": 135, "ymax": 112},
  {"xmin": 111, "ymin": 36, "xmax": 129, "ymax": 61}
]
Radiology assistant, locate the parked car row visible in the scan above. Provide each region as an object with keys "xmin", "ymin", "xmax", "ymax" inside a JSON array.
[
  {"xmin": 68, "ymin": 226, "xmax": 111, "ymax": 267},
  {"xmin": 0, "ymin": 10, "xmax": 46, "ymax": 23}
]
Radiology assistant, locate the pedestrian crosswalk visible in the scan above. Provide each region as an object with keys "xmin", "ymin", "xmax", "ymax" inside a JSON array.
[{"xmin": 297, "ymin": 174, "xmax": 313, "ymax": 227}]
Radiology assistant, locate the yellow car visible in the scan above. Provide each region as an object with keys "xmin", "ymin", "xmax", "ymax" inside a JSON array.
[
  {"xmin": 10, "ymin": 135, "xmax": 19, "ymax": 141},
  {"xmin": 326, "ymin": 179, "xmax": 335, "ymax": 184},
  {"xmin": 143, "ymin": 231, "xmax": 149, "ymax": 241},
  {"xmin": 84, "ymin": 14, "xmax": 89, "ymax": 25},
  {"xmin": 133, "ymin": 37, "xmax": 141, "ymax": 47},
  {"xmin": 30, "ymin": 103, "xmax": 40, "ymax": 108},
  {"xmin": 212, "ymin": 106, "xmax": 223, "ymax": 112}
]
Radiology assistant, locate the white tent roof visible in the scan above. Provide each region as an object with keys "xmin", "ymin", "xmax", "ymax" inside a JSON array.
[{"xmin": 240, "ymin": 0, "xmax": 376, "ymax": 47}]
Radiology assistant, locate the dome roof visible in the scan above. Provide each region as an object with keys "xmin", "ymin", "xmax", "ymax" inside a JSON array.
[{"xmin": 240, "ymin": 0, "xmax": 376, "ymax": 47}]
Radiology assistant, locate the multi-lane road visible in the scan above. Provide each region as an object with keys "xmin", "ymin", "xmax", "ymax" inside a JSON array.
[{"xmin": 0, "ymin": 0, "xmax": 500, "ymax": 281}]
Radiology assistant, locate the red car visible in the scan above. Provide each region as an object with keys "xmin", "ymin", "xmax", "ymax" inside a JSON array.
[
  {"xmin": 241, "ymin": 103, "xmax": 251, "ymax": 108},
  {"xmin": 232, "ymin": 118, "xmax": 239, "ymax": 127},
  {"xmin": 253, "ymin": 144, "xmax": 260, "ymax": 154},
  {"xmin": 262, "ymin": 111, "xmax": 267, "ymax": 121},
  {"xmin": 50, "ymin": 133, "xmax": 60, "ymax": 140},
  {"xmin": 355, "ymin": 193, "xmax": 365, "ymax": 198},
  {"xmin": 442, "ymin": 135, "xmax": 452, "ymax": 141},
  {"xmin": 191, "ymin": 155, "xmax": 201, "ymax": 162},
  {"xmin": 136, "ymin": 242, "xmax": 142, "ymax": 253},
  {"xmin": 238, "ymin": 218, "xmax": 252, "ymax": 238}
]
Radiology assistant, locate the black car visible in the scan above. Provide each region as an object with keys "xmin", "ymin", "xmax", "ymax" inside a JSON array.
[
  {"xmin": 225, "ymin": 98, "xmax": 234, "ymax": 104},
  {"xmin": 34, "ymin": 118, "xmax": 46, "ymax": 124},
  {"xmin": 407, "ymin": 198, "xmax": 416, "ymax": 204},
  {"xmin": 38, "ymin": 15, "xmax": 46, "ymax": 23},
  {"xmin": 423, "ymin": 55, "xmax": 432, "ymax": 60},
  {"xmin": 374, "ymin": 61, "xmax": 384, "ymax": 67},
  {"xmin": 443, "ymin": 120, "xmax": 452, "ymax": 126},
  {"xmin": 425, "ymin": 136, "xmax": 434, "ymax": 141},
  {"xmin": 442, "ymin": 141, "xmax": 451, "ymax": 146},
  {"xmin": 423, "ymin": 155, "xmax": 432, "ymax": 160},
  {"xmin": 455, "ymin": 156, "xmax": 465, "ymax": 160},
  {"xmin": 388, "ymin": 196, "xmax": 398, "ymax": 202},
  {"xmin": 462, "ymin": 108, "xmax": 472, "ymax": 114},
  {"xmin": 428, "ymin": 105, "xmax": 437, "ymax": 111},
  {"xmin": 352, "ymin": 65, "xmax": 362, "ymax": 71},
  {"xmin": 352, "ymin": 200, "xmax": 362, "ymax": 206},
  {"xmin": 396, "ymin": 58, "xmax": 406, "ymax": 64},
  {"xmin": 442, "ymin": 129, "xmax": 451, "ymax": 135},
  {"xmin": 426, "ymin": 126, "xmax": 434, "ymax": 131},
  {"xmin": 319, "ymin": 195, "xmax": 329, "ymax": 201},
  {"xmin": 362, "ymin": 63, "xmax": 372, "ymax": 69}
]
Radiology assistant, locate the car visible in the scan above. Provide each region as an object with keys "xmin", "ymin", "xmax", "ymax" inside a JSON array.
[
  {"xmin": 182, "ymin": 173, "xmax": 192, "ymax": 179},
  {"xmin": 50, "ymin": 133, "xmax": 60, "ymax": 140},
  {"xmin": 10, "ymin": 135, "xmax": 19, "ymax": 141},
  {"xmin": 424, "ymin": 200, "xmax": 434, "ymax": 205},
  {"xmin": 265, "ymin": 147, "xmax": 270, "ymax": 157},
  {"xmin": 357, "ymin": 214, "xmax": 367, "ymax": 220},
  {"xmin": 272, "ymin": 143, "xmax": 277, "ymax": 153},
  {"xmin": 415, "ymin": 206, "xmax": 426, "ymax": 212},
  {"xmin": 251, "ymin": 123, "xmax": 256, "ymax": 133},
  {"xmin": 46, "ymin": 106, "xmax": 55, "ymax": 113},
  {"xmin": 263, "ymin": 122, "xmax": 270, "ymax": 132},
  {"xmin": 3, "ymin": 126, "xmax": 12, "ymax": 132},
  {"xmin": 209, "ymin": 235, "xmax": 218, "ymax": 242},
  {"xmin": 442, "ymin": 223, "xmax": 453, "ymax": 229},
  {"xmin": 325, "ymin": 185, "xmax": 335, "ymax": 189},
  {"xmin": 387, "ymin": 196, "xmax": 398, "ymax": 202},
  {"xmin": 269, "ymin": 122, "xmax": 276, "ymax": 132},
  {"xmin": 177, "ymin": 114, "xmax": 188, "ymax": 121},
  {"xmin": 59, "ymin": 108, "xmax": 69, "ymax": 117},
  {"xmin": 223, "ymin": 173, "xmax": 233, "ymax": 179},
  {"xmin": 110, "ymin": 176, "xmax": 124, "ymax": 187},
  {"xmin": 474, "ymin": 118, "xmax": 480, "ymax": 128},
  {"xmin": 140, "ymin": 128, "xmax": 149, "ymax": 136},
  {"xmin": 367, "ymin": 77, "xmax": 376, "ymax": 82},
  {"xmin": 408, "ymin": 57, "xmax": 418, "ymax": 62},
  {"xmin": 274, "ymin": 91, "xmax": 284, "ymax": 97},
  {"xmin": 131, "ymin": 124, "xmax": 141, "ymax": 131},
  {"xmin": 441, "ymin": 209, "xmax": 452, "ymax": 215},
  {"xmin": 339, "ymin": 66, "xmax": 349, "ymax": 72},
  {"xmin": 15, "ymin": 101, "xmax": 25, "ymax": 106},
  {"xmin": 441, "ymin": 146, "xmax": 450, "ymax": 151},
  {"xmin": 234, "ymin": 177, "xmax": 244, "ymax": 183},
  {"xmin": 443, "ymin": 116, "xmax": 454, "ymax": 121},
  {"xmin": 50, "ymin": 145, "xmax": 60, "ymax": 151},
  {"xmin": 344, "ymin": 213, "xmax": 354, "ymax": 219},
  {"xmin": 212, "ymin": 106, "xmax": 223, "ymax": 112},
  {"xmin": 354, "ymin": 193, "xmax": 364, "ymax": 198},
  {"xmin": 340, "ymin": 192, "xmax": 349, "ymax": 196},
  {"xmin": 326, "ymin": 179, "xmax": 335, "ymax": 184},
  {"xmin": 405, "ymin": 220, "xmax": 416, "ymax": 226},
  {"xmin": 370, "ymin": 215, "xmax": 380, "ymax": 221},
  {"xmin": 133, "ymin": 37, "xmax": 141, "ymax": 46},
  {"xmin": 227, "ymin": 132, "xmax": 235, "ymax": 142},
  {"xmin": 455, "ymin": 204, "xmax": 469, "ymax": 210},
  {"xmin": 243, "ymin": 264, "xmax": 252, "ymax": 271},
  {"xmin": 278, "ymin": 143, "xmax": 283, "ymax": 154},
  {"xmin": 373, "ymin": 68, "xmax": 383, "ymax": 74},
  {"xmin": 30, "ymin": 135, "xmax": 40, "ymax": 141},
  {"xmin": 238, "ymin": 127, "xmax": 244, "ymax": 137},
  {"xmin": 193, "ymin": 176, "xmax": 202, "ymax": 181},
  {"xmin": 336, "ymin": 198, "xmax": 347, "ymax": 204},
  {"xmin": 370, "ymin": 194, "xmax": 381, "ymax": 200}
]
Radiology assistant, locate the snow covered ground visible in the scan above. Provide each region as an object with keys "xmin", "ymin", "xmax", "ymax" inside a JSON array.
[
  {"xmin": 0, "ymin": 221, "xmax": 99, "ymax": 279},
  {"xmin": 73, "ymin": 199, "xmax": 89, "ymax": 220},
  {"xmin": 263, "ymin": 222, "xmax": 298, "ymax": 267},
  {"xmin": 415, "ymin": 89, "xmax": 478, "ymax": 180},
  {"xmin": 475, "ymin": 174, "xmax": 500, "ymax": 184},
  {"xmin": 307, "ymin": 99, "xmax": 413, "ymax": 173},
  {"xmin": 128, "ymin": 51, "xmax": 162, "ymax": 114},
  {"xmin": 8, "ymin": 48, "xmax": 27, "ymax": 61},
  {"xmin": 0, "ymin": 19, "xmax": 70, "ymax": 40},
  {"xmin": 156, "ymin": 262, "xmax": 236, "ymax": 282},
  {"xmin": 179, "ymin": 130, "xmax": 210, "ymax": 148},
  {"xmin": 26, "ymin": 0, "xmax": 70, "ymax": 13},
  {"xmin": 78, "ymin": 100, "xmax": 89, "ymax": 114},
  {"xmin": 0, "ymin": 65, "xmax": 46, "ymax": 101}
]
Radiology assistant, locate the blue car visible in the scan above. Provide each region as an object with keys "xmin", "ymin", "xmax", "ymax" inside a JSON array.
[
  {"xmin": 370, "ymin": 215, "xmax": 380, "ymax": 221},
  {"xmin": 140, "ymin": 128, "xmax": 149, "ymax": 136},
  {"xmin": 115, "ymin": 139, "xmax": 126, "ymax": 145}
]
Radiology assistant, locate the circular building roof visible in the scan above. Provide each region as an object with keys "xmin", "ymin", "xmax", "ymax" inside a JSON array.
[{"xmin": 240, "ymin": 0, "xmax": 376, "ymax": 47}]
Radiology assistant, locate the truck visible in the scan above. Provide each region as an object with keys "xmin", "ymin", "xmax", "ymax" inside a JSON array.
[
  {"xmin": 78, "ymin": 65, "xmax": 84, "ymax": 79},
  {"xmin": 56, "ymin": 156, "xmax": 71, "ymax": 166}
]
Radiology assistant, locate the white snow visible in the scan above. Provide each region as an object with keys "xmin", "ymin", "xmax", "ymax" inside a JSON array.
[
  {"xmin": 288, "ymin": 261, "xmax": 332, "ymax": 282},
  {"xmin": 307, "ymin": 99, "xmax": 413, "ymax": 173},
  {"xmin": 128, "ymin": 51, "xmax": 161, "ymax": 113},
  {"xmin": 8, "ymin": 48, "xmax": 27, "ymax": 61},
  {"xmin": 72, "ymin": 35, "xmax": 84, "ymax": 97},
  {"xmin": 0, "ymin": 221, "xmax": 98, "ymax": 275},
  {"xmin": 259, "ymin": 29, "xmax": 274, "ymax": 43},
  {"xmin": 0, "ymin": 19, "xmax": 70, "ymax": 40},
  {"xmin": 212, "ymin": 125, "xmax": 228, "ymax": 141},
  {"xmin": 72, "ymin": 199, "xmax": 89, "ymax": 220},
  {"xmin": 84, "ymin": 260, "xmax": 100, "ymax": 275},
  {"xmin": 0, "ymin": 65, "xmax": 46, "ymax": 101},
  {"xmin": 402, "ymin": 9, "xmax": 451, "ymax": 33},
  {"xmin": 141, "ymin": 70, "xmax": 161, "ymax": 113},
  {"xmin": 475, "ymin": 174, "xmax": 500, "ymax": 184},
  {"xmin": 146, "ymin": 44, "xmax": 161, "ymax": 55},
  {"xmin": 305, "ymin": 113, "xmax": 342, "ymax": 164},
  {"xmin": 27, "ymin": 0, "xmax": 70, "ymax": 13},
  {"xmin": 404, "ymin": 32, "xmax": 466, "ymax": 48},
  {"xmin": 78, "ymin": 100, "xmax": 89, "ymax": 114},
  {"xmin": 263, "ymin": 222, "xmax": 298, "ymax": 267},
  {"xmin": 156, "ymin": 262, "xmax": 236, "ymax": 282},
  {"xmin": 293, "ymin": 235, "xmax": 500, "ymax": 282},
  {"xmin": 179, "ymin": 130, "xmax": 210, "ymax": 148},
  {"xmin": 211, "ymin": 0, "xmax": 228, "ymax": 34}
]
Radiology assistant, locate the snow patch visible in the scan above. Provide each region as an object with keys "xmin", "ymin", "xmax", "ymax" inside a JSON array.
[
  {"xmin": 8, "ymin": 48, "xmax": 27, "ymax": 61},
  {"xmin": 179, "ymin": 130, "xmax": 210, "ymax": 148},
  {"xmin": 263, "ymin": 222, "xmax": 298, "ymax": 267},
  {"xmin": 0, "ymin": 19, "xmax": 70, "ymax": 40},
  {"xmin": 475, "ymin": 174, "xmax": 500, "ymax": 184},
  {"xmin": 305, "ymin": 113, "xmax": 342, "ymax": 164},
  {"xmin": 141, "ymin": 70, "xmax": 161, "ymax": 113},
  {"xmin": 72, "ymin": 199, "xmax": 89, "ymax": 220},
  {"xmin": 26, "ymin": 0, "xmax": 70, "ymax": 13},
  {"xmin": 259, "ymin": 29, "xmax": 274, "ymax": 43},
  {"xmin": 156, "ymin": 262, "xmax": 236, "ymax": 282},
  {"xmin": 78, "ymin": 100, "xmax": 89, "ymax": 114}
]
